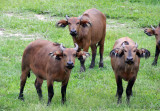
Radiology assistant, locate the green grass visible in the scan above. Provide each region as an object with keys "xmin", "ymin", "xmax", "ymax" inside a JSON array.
[
  {"xmin": 1, "ymin": 0, "xmax": 160, "ymax": 27},
  {"xmin": 0, "ymin": 0, "xmax": 160, "ymax": 110}
]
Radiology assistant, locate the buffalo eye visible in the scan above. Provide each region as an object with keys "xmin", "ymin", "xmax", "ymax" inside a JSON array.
[
  {"xmin": 76, "ymin": 22, "xmax": 80, "ymax": 25},
  {"xmin": 68, "ymin": 23, "xmax": 71, "ymax": 25},
  {"xmin": 73, "ymin": 54, "xmax": 76, "ymax": 57},
  {"xmin": 63, "ymin": 54, "xmax": 67, "ymax": 57},
  {"xmin": 124, "ymin": 49, "xmax": 127, "ymax": 52},
  {"xmin": 133, "ymin": 50, "xmax": 136, "ymax": 52}
]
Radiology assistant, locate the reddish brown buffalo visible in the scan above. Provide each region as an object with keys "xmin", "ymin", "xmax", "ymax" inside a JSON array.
[
  {"xmin": 18, "ymin": 40, "xmax": 89, "ymax": 105},
  {"xmin": 57, "ymin": 8, "xmax": 106, "ymax": 72},
  {"xmin": 110, "ymin": 37, "xmax": 150, "ymax": 104},
  {"xmin": 144, "ymin": 23, "xmax": 160, "ymax": 65}
]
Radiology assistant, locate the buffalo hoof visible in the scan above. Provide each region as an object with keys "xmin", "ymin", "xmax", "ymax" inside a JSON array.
[
  {"xmin": 47, "ymin": 101, "xmax": 51, "ymax": 106},
  {"xmin": 126, "ymin": 97, "xmax": 130, "ymax": 105},
  {"xmin": 152, "ymin": 61, "xmax": 157, "ymax": 66},
  {"xmin": 39, "ymin": 96, "xmax": 43, "ymax": 101},
  {"xmin": 99, "ymin": 63, "xmax": 103, "ymax": 68},
  {"xmin": 61, "ymin": 100, "xmax": 66, "ymax": 104},
  {"xmin": 89, "ymin": 64, "xmax": 95, "ymax": 69},
  {"xmin": 37, "ymin": 92, "xmax": 43, "ymax": 100},
  {"xmin": 117, "ymin": 98, "xmax": 122, "ymax": 104},
  {"xmin": 18, "ymin": 96, "xmax": 24, "ymax": 101},
  {"xmin": 80, "ymin": 66, "xmax": 85, "ymax": 72}
]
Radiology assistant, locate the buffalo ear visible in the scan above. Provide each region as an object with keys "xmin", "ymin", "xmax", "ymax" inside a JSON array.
[
  {"xmin": 56, "ymin": 20, "xmax": 68, "ymax": 28},
  {"xmin": 136, "ymin": 48, "xmax": 150, "ymax": 58},
  {"xmin": 80, "ymin": 20, "xmax": 92, "ymax": 27},
  {"xmin": 144, "ymin": 28, "xmax": 155, "ymax": 36},
  {"xmin": 76, "ymin": 51, "xmax": 90, "ymax": 60},
  {"xmin": 49, "ymin": 51, "xmax": 63, "ymax": 60},
  {"xmin": 110, "ymin": 48, "xmax": 124, "ymax": 58}
]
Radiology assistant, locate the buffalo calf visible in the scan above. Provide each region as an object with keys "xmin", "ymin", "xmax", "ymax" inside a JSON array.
[
  {"xmin": 18, "ymin": 40, "xmax": 89, "ymax": 105},
  {"xmin": 110, "ymin": 37, "xmax": 150, "ymax": 104}
]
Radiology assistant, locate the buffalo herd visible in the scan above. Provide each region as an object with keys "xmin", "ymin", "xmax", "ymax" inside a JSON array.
[{"xmin": 18, "ymin": 8, "xmax": 158, "ymax": 105}]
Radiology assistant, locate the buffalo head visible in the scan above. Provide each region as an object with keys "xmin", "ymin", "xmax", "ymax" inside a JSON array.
[
  {"xmin": 144, "ymin": 23, "xmax": 160, "ymax": 46},
  {"xmin": 49, "ymin": 43, "xmax": 90, "ymax": 69},
  {"xmin": 56, "ymin": 15, "xmax": 92, "ymax": 37},
  {"xmin": 110, "ymin": 42, "xmax": 150, "ymax": 65}
]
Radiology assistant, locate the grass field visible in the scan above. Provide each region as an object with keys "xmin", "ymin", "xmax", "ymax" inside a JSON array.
[{"xmin": 0, "ymin": 0, "xmax": 160, "ymax": 110}]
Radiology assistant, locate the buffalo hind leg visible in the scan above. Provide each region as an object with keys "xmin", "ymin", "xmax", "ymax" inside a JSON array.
[
  {"xmin": 126, "ymin": 77, "xmax": 136, "ymax": 104},
  {"xmin": 152, "ymin": 46, "xmax": 160, "ymax": 65},
  {"xmin": 116, "ymin": 75, "xmax": 123, "ymax": 104},
  {"xmin": 18, "ymin": 68, "xmax": 30, "ymax": 100},
  {"xmin": 89, "ymin": 44, "xmax": 97, "ymax": 68},
  {"xmin": 99, "ymin": 38, "xmax": 105, "ymax": 68},
  {"xmin": 47, "ymin": 80, "xmax": 54, "ymax": 105},
  {"xmin": 61, "ymin": 81, "xmax": 68, "ymax": 104},
  {"xmin": 35, "ymin": 78, "xmax": 43, "ymax": 100}
]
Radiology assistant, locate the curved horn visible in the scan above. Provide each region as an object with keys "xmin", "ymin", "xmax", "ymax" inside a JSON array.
[
  {"xmin": 151, "ymin": 25, "xmax": 155, "ymax": 31},
  {"xmin": 135, "ymin": 42, "xmax": 138, "ymax": 48},
  {"xmin": 122, "ymin": 42, "xmax": 125, "ymax": 48},
  {"xmin": 60, "ymin": 43, "xmax": 65, "ymax": 51},
  {"xmin": 66, "ymin": 15, "xmax": 70, "ymax": 20},
  {"xmin": 74, "ymin": 43, "xmax": 78, "ymax": 51}
]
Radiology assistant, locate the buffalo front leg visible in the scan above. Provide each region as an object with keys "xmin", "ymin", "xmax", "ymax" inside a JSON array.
[
  {"xmin": 152, "ymin": 45, "xmax": 160, "ymax": 66},
  {"xmin": 116, "ymin": 75, "xmax": 123, "ymax": 104},
  {"xmin": 126, "ymin": 77, "xmax": 136, "ymax": 104},
  {"xmin": 35, "ymin": 78, "xmax": 43, "ymax": 100},
  {"xmin": 61, "ymin": 81, "xmax": 68, "ymax": 104},
  {"xmin": 89, "ymin": 44, "xmax": 97, "ymax": 68},
  {"xmin": 80, "ymin": 59, "xmax": 86, "ymax": 72},
  {"xmin": 99, "ymin": 38, "xmax": 105, "ymax": 68},
  {"xmin": 47, "ymin": 80, "xmax": 54, "ymax": 105},
  {"xmin": 77, "ymin": 48, "xmax": 86, "ymax": 72},
  {"xmin": 80, "ymin": 42, "xmax": 90, "ymax": 72},
  {"xmin": 18, "ymin": 69, "xmax": 30, "ymax": 100}
]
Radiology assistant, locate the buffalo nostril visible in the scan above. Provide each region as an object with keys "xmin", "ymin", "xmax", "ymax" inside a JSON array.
[
  {"xmin": 70, "ymin": 29, "xmax": 77, "ymax": 35},
  {"xmin": 67, "ymin": 61, "xmax": 73, "ymax": 66},
  {"xmin": 127, "ymin": 57, "xmax": 133, "ymax": 61},
  {"xmin": 71, "ymin": 30, "xmax": 76, "ymax": 33},
  {"xmin": 144, "ymin": 30, "xmax": 148, "ymax": 34}
]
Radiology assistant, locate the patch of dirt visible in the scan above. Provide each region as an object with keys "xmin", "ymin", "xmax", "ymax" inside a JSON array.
[
  {"xmin": 107, "ymin": 19, "xmax": 126, "ymax": 29},
  {"xmin": 3, "ymin": 12, "xmax": 130, "ymax": 40},
  {"xmin": 35, "ymin": 14, "xmax": 48, "ymax": 21},
  {"xmin": 34, "ymin": 14, "xmax": 61, "ymax": 22},
  {"xmin": 5, "ymin": 13, "xmax": 127, "ymax": 27},
  {"xmin": 5, "ymin": 13, "xmax": 58, "ymax": 22},
  {"xmin": 5, "ymin": 13, "xmax": 14, "ymax": 17},
  {"xmin": 0, "ymin": 31, "xmax": 4, "ymax": 36},
  {"xmin": 5, "ymin": 13, "xmax": 27, "ymax": 20},
  {"xmin": 0, "ymin": 29, "xmax": 43, "ymax": 40}
]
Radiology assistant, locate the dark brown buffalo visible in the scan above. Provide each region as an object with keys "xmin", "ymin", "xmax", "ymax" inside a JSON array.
[
  {"xmin": 57, "ymin": 8, "xmax": 106, "ymax": 72},
  {"xmin": 110, "ymin": 37, "xmax": 150, "ymax": 104},
  {"xmin": 144, "ymin": 23, "xmax": 160, "ymax": 65},
  {"xmin": 18, "ymin": 40, "xmax": 89, "ymax": 105}
]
